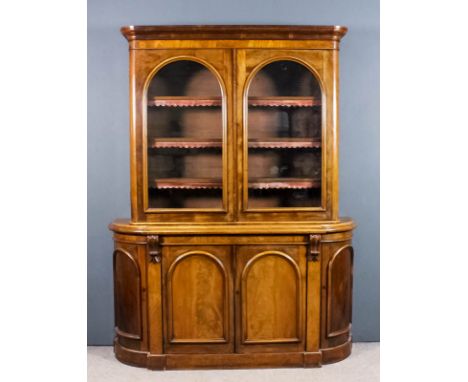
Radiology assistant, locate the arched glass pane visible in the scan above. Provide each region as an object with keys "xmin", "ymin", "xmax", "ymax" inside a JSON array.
[
  {"xmin": 247, "ymin": 60, "xmax": 322, "ymax": 208},
  {"xmin": 147, "ymin": 60, "xmax": 223, "ymax": 209}
]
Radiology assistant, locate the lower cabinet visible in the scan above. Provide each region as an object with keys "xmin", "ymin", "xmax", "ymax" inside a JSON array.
[{"xmin": 112, "ymin": 232, "xmax": 354, "ymax": 368}]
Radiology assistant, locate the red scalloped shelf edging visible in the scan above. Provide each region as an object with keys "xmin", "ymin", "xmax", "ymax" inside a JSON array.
[
  {"xmin": 148, "ymin": 96, "xmax": 321, "ymax": 108},
  {"xmin": 151, "ymin": 139, "xmax": 222, "ymax": 149},
  {"xmin": 248, "ymin": 97, "xmax": 321, "ymax": 108},
  {"xmin": 152, "ymin": 178, "xmax": 221, "ymax": 189},
  {"xmin": 248, "ymin": 139, "xmax": 321, "ymax": 149},
  {"xmin": 149, "ymin": 97, "xmax": 221, "ymax": 107},
  {"xmin": 249, "ymin": 178, "xmax": 321, "ymax": 190},
  {"xmin": 151, "ymin": 178, "xmax": 320, "ymax": 190},
  {"xmin": 150, "ymin": 138, "xmax": 321, "ymax": 149}
]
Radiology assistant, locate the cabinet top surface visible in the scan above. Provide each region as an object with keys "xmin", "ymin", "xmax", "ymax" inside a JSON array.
[
  {"xmin": 109, "ymin": 218, "xmax": 356, "ymax": 235},
  {"xmin": 121, "ymin": 25, "xmax": 348, "ymax": 41}
]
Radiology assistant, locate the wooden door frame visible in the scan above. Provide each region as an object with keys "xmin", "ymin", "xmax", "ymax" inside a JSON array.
[
  {"xmin": 129, "ymin": 48, "xmax": 235, "ymax": 223},
  {"xmin": 235, "ymin": 48, "xmax": 339, "ymax": 222}
]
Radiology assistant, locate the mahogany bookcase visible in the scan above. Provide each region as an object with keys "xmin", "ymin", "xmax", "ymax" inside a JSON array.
[{"xmin": 110, "ymin": 25, "xmax": 355, "ymax": 369}]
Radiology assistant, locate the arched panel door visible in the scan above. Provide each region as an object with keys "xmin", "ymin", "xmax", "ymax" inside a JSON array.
[
  {"xmin": 236, "ymin": 49, "xmax": 337, "ymax": 221},
  {"xmin": 235, "ymin": 245, "xmax": 307, "ymax": 353},
  {"xmin": 163, "ymin": 246, "xmax": 234, "ymax": 354},
  {"xmin": 129, "ymin": 48, "xmax": 233, "ymax": 222}
]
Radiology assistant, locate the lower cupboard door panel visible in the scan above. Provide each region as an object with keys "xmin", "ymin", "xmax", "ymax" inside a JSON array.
[
  {"xmin": 114, "ymin": 247, "xmax": 142, "ymax": 341},
  {"xmin": 235, "ymin": 245, "xmax": 307, "ymax": 353},
  {"xmin": 163, "ymin": 246, "xmax": 234, "ymax": 353},
  {"xmin": 326, "ymin": 244, "xmax": 353, "ymax": 339}
]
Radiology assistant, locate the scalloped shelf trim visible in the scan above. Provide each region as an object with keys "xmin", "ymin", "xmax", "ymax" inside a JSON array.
[
  {"xmin": 148, "ymin": 97, "xmax": 222, "ymax": 107},
  {"xmin": 248, "ymin": 139, "xmax": 321, "ymax": 149},
  {"xmin": 151, "ymin": 139, "xmax": 222, "ymax": 149},
  {"xmin": 150, "ymin": 139, "xmax": 321, "ymax": 149},
  {"xmin": 148, "ymin": 96, "xmax": 321, "ymax": 108},
  {"xmin": 151, "ymin": 178, "xmax": 320, "ymax": 190},
  {"xmin": 249, "ymin": 178, "xmax": 321, "ymax": 190},
  {"xmin": 152, "ymin": 178, "xmax": 221, "ymax": 189},
  {"xmin": 248, "ymin": 97, "xmax": 321, "ymax": 108}
]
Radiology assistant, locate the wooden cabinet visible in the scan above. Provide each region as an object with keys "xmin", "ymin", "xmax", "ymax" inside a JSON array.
[{"xmin": 110, "ymin": 25, "xmax": 355, "ymax": 369}]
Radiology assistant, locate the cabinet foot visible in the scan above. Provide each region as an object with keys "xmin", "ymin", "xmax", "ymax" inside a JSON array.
[{"xmin": 321, "ymin": 337, "xmax": 352, "ymax": 364}]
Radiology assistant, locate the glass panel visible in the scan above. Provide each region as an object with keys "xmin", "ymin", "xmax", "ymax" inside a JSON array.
[
  {"xmin": 247, "ymin": 60, "xmax": 322, "ymax": 208},
  {"xmin": 147, "ymin": 60, "xmax": 223, "ymax": 209}
]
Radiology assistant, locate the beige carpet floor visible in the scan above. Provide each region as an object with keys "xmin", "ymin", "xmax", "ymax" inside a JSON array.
[{"xmin": 88, "ymin": 342, "xmax": 379, "ymax": 382}]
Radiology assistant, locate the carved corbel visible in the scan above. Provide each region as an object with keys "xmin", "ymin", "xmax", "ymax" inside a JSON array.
[
  {"xmin": 147, "ymin": 235, "xmax": 161, "ymax": 263},
  {"xmin": 307, "ymin": 234, "xmax": 321, "ymax": 262}
]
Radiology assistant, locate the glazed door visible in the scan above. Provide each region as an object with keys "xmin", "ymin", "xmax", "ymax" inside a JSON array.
[
  {"xmin": 236, "ymin": 49, "xmax": 337, "ymax": 221},
  {"xmin": 131, "ymin": 48, "xmax": 234, "ymax": 222},
  {"xmin": 235, "ymin": 245, "xmax": 307, "ymax": 353},
  {"xmin": 162, "ymin": 245, "xmax": 234, "ymax": 353}
]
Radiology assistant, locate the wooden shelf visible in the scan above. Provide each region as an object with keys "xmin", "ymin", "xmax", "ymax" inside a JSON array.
[
  {"xmin": 248, "ymin": 138, "xmax": 321, "ymax": 149},
  {"xmin": 151, "ymin": 138, "xmax": 222, "ymax": 149},
  {"xmin": 148, "ymin": 97, "xmax": 222, "ymax": 107},
  {"xmin": 151, "ymin": 178, "xmax": 320, "ymax": 190},
  {"xmin": 148, "ymin": 96, "xmax": 320, "ymax": 108},
  {"xmin": 150, "ymin": 138, "xmax": 320, "ymax": 149},
  {"xmin": 152, "ymin": 178, "xmax": 222, "ymax": 189},
  {"xmin": 249, "ymin": 96, "xmax": 321, "ymax": 108},
  {"xmin": 249, "ymin": 178, "xmax": 321, "ymax": 190}
]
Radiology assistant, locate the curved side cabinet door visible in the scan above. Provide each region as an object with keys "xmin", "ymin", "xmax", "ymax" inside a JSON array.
[
  {"xmin": 327, "ymin": 245, "xmax": 353, "ymax": 338},
  {"xmin": 113, "ymin": 248, "xmax": 142, "ymax": 340},
  {"xmin": 236, "ymin": 245, "xmax": 307, "ymax": 353},
  {"xmin": 163, "ymin": 245, "xmax": 234, "ymax": 354}
]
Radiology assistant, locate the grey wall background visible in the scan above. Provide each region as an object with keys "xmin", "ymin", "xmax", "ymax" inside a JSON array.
[{"xmin": 88, "ymin": 0, "xmax": 379, "ymax": 344}]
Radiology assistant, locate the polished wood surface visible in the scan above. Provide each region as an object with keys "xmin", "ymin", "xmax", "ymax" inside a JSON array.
[
  {"xmin": 121, "ymin": 25, "xmax": 348, "ymax": 42},
  {"xmin": 109, "ymin": 217, "xmax": 355, "ymax": 235},
  {"xmin": 110, "ymin": 25, "xmax": 354, "ymax": 370},
  {"xmin": 163, "ymin": 245, "xmax": 234, "ymax": 354},
  {"xmin": 129, "ymin": 40, "xmax": 339, "ymax": 50},
  {"xmin": 236, "ymin": 245, "xmax": 306, "ymax": 354},
  {"xmin": 327, "ymin": 245, "xmax": 353, "ymax": 338},
  {"xmin": 113, "ymin": 248, "xmax": 141, "ymax": 340},
  {"xmin": 112, "ymin": 229, "xmax": 354, "ymax": 368},
  {"xmin": 320, "ymin": 239, "xmax": 353, "ymax": 349}
]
